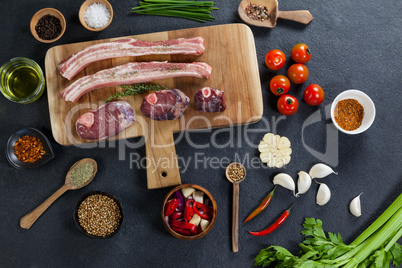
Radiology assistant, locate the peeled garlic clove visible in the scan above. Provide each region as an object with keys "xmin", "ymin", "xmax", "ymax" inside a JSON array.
[
  {"xmin": 263, "ymin": 133, "xmax": 275, "ymax": 145},
  {"xmin": 273, "ymin": 173, "xmax": 296, "ymax": 196},
  {"xmin": 350, "ymin": 193, "xmax": 363, "ymax": 217},
  {"xmin": 316, "ymin": 183, "xmax": 331, "ymax": 206},
  {"xmin": 275, "ymin": 158, "xmax": 284, "ymax": 168},
  {"xmin": 283, "ymin": 155, "xmax": 291, "ymax": 165},
  {"xmin": 279, "ymin": 148, "xmax": 292, "ymax": 156},
  {"xmin": 309, "ymin": 163, "xmax": 338, "ymax": 179},
  {"xmin": 296, "ymin": 171, "xmax": 312, "ymax": 197},
  {"xmin": 275, "ymin": 135, "xmax": 281, "ymax": 147}
]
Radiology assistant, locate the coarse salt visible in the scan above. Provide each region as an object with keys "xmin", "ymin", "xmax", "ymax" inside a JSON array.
[{"xmin": 84, "ymin": 3, "xmax": 111, "ymax": 29}]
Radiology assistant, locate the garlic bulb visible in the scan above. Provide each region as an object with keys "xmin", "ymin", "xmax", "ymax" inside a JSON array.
[
  {"xmin": 296, "ymin": 171, "xmax": 312, "ymax": 197},
  {"xmin": 349, "ymin": 193, "xmax": 363, "ymax": 217},
  {"xmin": 309, "ymin": 163, "xmax": 338, "ymax": 179},
  {"xmin": 273, "ymin": 173, "xmax": 296, "ymax": 196},
  {"xmin": 316, "ymin": 183, "xmax": 331, "ymax": 206},
  {"xmin": 259, "ymin": 133, "xmax": 292, "ymax": 168}
]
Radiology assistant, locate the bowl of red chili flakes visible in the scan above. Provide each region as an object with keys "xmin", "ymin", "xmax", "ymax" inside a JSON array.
[
  {"xmin": 330, "ymin": 90, "xmax": 376, "ymax": 135},
  {"xmin": 6, "ymin": 128, "xmax": 55, "ymax": 169}
]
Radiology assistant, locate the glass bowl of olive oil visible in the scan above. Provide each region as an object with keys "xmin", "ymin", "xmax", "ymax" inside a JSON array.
[{"xmin": 0, "ymin": 57, "xmax": 45, "ymax": 104}]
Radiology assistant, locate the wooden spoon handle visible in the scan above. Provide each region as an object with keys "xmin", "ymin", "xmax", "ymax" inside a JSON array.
[
  {"xmin": 20, "ymin": 184, "xmax": 70, "ymax": 229},
  {"xmin": 232, "ymin": 183, "xmax": 240, "ymax": 252},
  {"xmin": 278, "ymin": 10, "xmax": 313, "ymax": 24}
]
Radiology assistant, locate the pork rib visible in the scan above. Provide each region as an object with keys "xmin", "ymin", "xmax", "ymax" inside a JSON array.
[
  {"xmin": 140, "ymin": 89, "xmax": 189, "ymax": 121},
  {"xmin": 58, "ymin": 37, "xmax": 206, "ymax": 80},
  {"xmin": 76, "ymin": 101, "xmax": 135, "ymax": 140},
  {"xmin": 61, "ymin": 61, "xmax": 212, "ymax": 103}
]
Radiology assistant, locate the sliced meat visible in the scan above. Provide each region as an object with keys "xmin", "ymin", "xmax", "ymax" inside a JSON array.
[
  {"xmin": 140, "ymin": 89, "xmax": 189, "ymax": 121},
  {"xmin": 61, "ymin": 61, "xmax": 212, "ymax": 103},
  {"xmin": 194, "ymin": 87, "xmax": 226, "ymax": 112},
  {"xmin": 59, "ymin": 37, "xmax": 206, "ymax": 80},
  {"xmin": 76, "ymin": 101, "xmax": 135, "ymax": 140}
]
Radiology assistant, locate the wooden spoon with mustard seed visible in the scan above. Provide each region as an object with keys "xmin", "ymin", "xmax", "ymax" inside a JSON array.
[
  {"xmin": 238, "ymin": 0, "xmax": 313, "ymax": 28},
  {"xmin": 20, "ymin": 158, "xmax": 97, "ymax": 229},
  {"xmin": 226, "ymin": 162, "xmax": 246, "ymax": 252}
]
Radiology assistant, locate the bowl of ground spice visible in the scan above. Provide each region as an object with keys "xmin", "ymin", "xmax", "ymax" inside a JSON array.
[
  {"xmin": 79, "ymin": 0, "xmax": 113, "ymax": 31},
  {"xmin": 30, "ymin": 8, "xmax": 66, "ymax": 43},
  {"xmin": 331, "ymin": 90, "xmax": 376, "ymax": 134},
  {"xmin": 75, "ymin": 191, "xmax": 123, "ymax": 238},
  {"xmin": 6, "ymin": 128, "xmax": 55, "ymax": 169}
]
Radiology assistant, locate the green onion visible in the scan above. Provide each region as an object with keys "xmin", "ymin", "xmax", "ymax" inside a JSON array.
[{"xmin": 131, "ymin": 0, "xmax": 218, "ymax": 23}]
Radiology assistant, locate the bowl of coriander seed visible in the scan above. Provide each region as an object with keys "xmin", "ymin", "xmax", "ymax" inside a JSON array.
[{"xmin": 74, "ymin": 191, "xmax": 123, "ymax": 238}]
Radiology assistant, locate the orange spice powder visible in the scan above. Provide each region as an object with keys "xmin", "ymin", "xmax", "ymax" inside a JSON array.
[
  {"xmin": 334, "ymin": 99, "xmax": 364, "ymax": 131},
  {"xmin": 13, "ymin": 135, "xmax": 45, "ymax": 163}
]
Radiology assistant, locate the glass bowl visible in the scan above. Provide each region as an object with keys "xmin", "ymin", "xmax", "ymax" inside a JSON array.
[{"xmin": 0, "ymin": 57, "xmax": 45, "ymax": 104}]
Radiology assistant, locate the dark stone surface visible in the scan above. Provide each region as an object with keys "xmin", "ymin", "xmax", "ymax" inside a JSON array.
[{"xmin": 0, "ymin": 0, "xmax": 401, "ymax": 267}]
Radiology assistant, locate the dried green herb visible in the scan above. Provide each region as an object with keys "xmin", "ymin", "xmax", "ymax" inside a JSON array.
[
  {"xmin": 105, "ymin": 83, "xmax": 168, "ymax": 103},
  {"xmin": 70, "ymin": 162, "xmax": 94, "ymax": 187}
]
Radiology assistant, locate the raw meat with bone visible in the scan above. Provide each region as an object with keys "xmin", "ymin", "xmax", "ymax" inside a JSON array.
[
  {"xmin": 194, "ymin": 87, "xmax": 226, "ymax": 112},
  {"xmin": 140, "ymin": 89, "xmax": 189, "ymax": 121},
  {"xmin": 76, "ymin": 101, "xmax": 135, "ymax": 140},
  {"xmin": 58, "ymin": 37, "xmax": 206, "ymax": 80},
  {"xmin": 61, "ymin": 61, "xmax": 212, "ymax": 102}
]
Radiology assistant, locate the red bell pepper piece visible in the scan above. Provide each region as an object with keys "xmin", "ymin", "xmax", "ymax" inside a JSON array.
[
  {"xmin": 171, "ymin": 227, "xmax": 192, "ymax": 236},
  {"xmin": 170, "ymin": 211, "xmax": 183, "ymax": 220},
  {"xmin": 193, "ymin": 201, "xmax": 213, "ymax": 220},
  {"xmin": 186, "ymin": 199, "xmax": 194, "ymax": 208},
  {"xmin": 170, "ymin": 219, "xmax": 197, "ymax": 234},
  {"xmin": 164, "ymin": 199, "xmax": 179, "ymax": 217},
  {"xmin": 184, "ymin": 206, "xmax": 194, "ymax": 222}
]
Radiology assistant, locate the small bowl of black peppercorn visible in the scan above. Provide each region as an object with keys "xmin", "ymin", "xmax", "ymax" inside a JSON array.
[{"xmin": 30, "ymin": 8, "xmax": 66, "ymax": 43}]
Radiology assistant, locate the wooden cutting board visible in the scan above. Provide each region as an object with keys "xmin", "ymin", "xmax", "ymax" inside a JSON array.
[{"xmin": 45, "ymin": 23, "xmax": 263, "ymax": 189}]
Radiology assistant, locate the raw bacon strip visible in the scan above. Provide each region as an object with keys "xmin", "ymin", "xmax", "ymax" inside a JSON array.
[
  {"xmin": 58, "ymin": 37, "xmax": 205, "ymax": 80},
  {"xmin": 61, "ymin": 61, "xmax": 212, "ymax": 103},
  {"xmin": 194, "ymin": 87, "xmax": 226, "ymax": 112},
  {"xmin": 76, "ymin": 101, "xmax": 135, "ymax": 140},
  {"xmin": 140, "ymin": 89, "xmax": 190, "ymax": 121}
]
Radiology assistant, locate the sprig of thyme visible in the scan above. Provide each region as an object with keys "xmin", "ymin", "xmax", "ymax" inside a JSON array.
[{"xmin": 105, "ymin": 83, "xmax": 168, "ymax": 103}]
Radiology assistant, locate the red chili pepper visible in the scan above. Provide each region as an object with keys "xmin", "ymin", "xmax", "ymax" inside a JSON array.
[
  {"xmin": 248, "ymin": 204, "xmax": 295, "ymax": 236},
  {"xmin": 184, "ymin": 206, "xmax": 194, "ymax": 222},
  {"xmin": 170, "ymin": 219, "xmax": 197, "ymax": 234},
  {"xmin": 186, "ymin": 199, "xmax": 194, "ymax": 208},
  {"xmin": 164, "ymin": 199, "xmax": 179, "ymax": 217},
  {"xmin": 193, "ymin": 201, "xmax": 213, "ymax": 220},
  {"xmin": 244, "ymin": 186, "xmax": 277, "ymax": 223},
  {"xmin": 170, "ymin": 211, "xmax": 183, "ymax": 220}
]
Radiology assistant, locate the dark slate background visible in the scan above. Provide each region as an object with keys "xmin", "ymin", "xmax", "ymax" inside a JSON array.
[{"xmin": 0, "ymin": 0, "xmax": 401, "ymax": 267}]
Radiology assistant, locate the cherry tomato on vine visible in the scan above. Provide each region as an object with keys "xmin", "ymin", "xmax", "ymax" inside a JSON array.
[
  {"xmin": 265, "ymin": 49, "xmax": 286, "ymax": 70},
  {"xmin": 303, "ymin": 84, "xmax": 325, "ymax": 106},
  {"xmin": 287, "ymin": 64, "xmax": 309, "ymax": 84},
  {"xmin": 270, "ymin": 75, "xmax": 290, "ymax": 96},
  {"xmin": 291, "ymin": 43, "xmax": 311, "ymax": 63},
  {"xmin": 277, "ymin": 95, "xmax": 299, "ymax": 116}
]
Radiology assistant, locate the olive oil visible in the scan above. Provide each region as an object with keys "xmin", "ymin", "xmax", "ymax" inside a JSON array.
[{"xmin": 5, "ymin": 65, "xmax": 40, "ymax": 99}]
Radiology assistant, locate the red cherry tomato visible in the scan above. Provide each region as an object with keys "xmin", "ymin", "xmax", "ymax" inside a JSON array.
[
  {"xmin": 270, "ymin": 75, "xmax": 290, "ymax": 96},
  {"xmin": 303, "ymin": 84, "xmax": 325, "ymax": 106},
  {"xmin": 277, "ymin": 95, "xmax": 299, "ymax": 116},
  {"xmin": 291, "ymin": 43, "xmax": 311, "ymax": 63},
  {"xmin": 287, "ymin": 64, "xmax": 309, "ymax": 84},
  {"xmin": 265, "ymin": 49, "xmax": 286, "ymax": 70}
]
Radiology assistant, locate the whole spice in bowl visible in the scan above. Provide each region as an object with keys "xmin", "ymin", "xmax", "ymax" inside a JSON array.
[
  {"xmin": 75, "ymin": 192, "xmax": 123, "ymax": 238},
  {"xmin": 30, "ymin": 8, "xmax": 66, "ymax": 43},
  {"xmin": 162, "ymin": 184, "xmax": 217, "ymax": 241},
  {"xmin": 245, "ymin": 3, "xmax": 270, "ymax": 21}
]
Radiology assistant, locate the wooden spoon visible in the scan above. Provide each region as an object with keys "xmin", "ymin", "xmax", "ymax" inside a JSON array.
[
  {"xmin": 238, "ymin": 0, "xmax": 313, "ymax": 28},
  {"xmin": 226, "ymin": 162, "xmax": 246, "ymax": 252},
  {"xmin": 20, "ymin": 158, "xmax": 97, "ymax": 229}
]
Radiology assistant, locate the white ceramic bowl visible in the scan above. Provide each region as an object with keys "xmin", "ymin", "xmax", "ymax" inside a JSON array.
[{"xmin": 330, "ymin": 90, "xmax": 375, "ymax": 134}]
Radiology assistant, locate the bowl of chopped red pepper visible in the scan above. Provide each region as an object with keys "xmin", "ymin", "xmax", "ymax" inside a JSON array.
[
  {"xmin": 6, "ymin": 128, "xmax": 55, "ymax": 169},
  {"xmin": 162, "ymin": 184, "xmax": 217, "ymax": 240}
]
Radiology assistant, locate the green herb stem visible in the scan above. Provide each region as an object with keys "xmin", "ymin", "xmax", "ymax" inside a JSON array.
[{"xmin": 105, "ymin": 83, "xmax": 167, "ymax": 103}]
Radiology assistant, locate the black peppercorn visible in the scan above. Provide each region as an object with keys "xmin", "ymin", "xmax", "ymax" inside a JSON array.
[{"xmin": 35, "ymin": 14, "xmax": 62, "ymax": 40}]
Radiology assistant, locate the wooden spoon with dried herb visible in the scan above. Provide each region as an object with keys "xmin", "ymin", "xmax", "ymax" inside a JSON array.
[{"xmin": 20, "ymin": 158, "xmax": 97, "ymax": 229}]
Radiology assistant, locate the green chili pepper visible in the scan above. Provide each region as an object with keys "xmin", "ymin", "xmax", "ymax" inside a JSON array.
[{"xmin": 244, "ymin": 186, "xmax": 277, "ymax": 223}]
